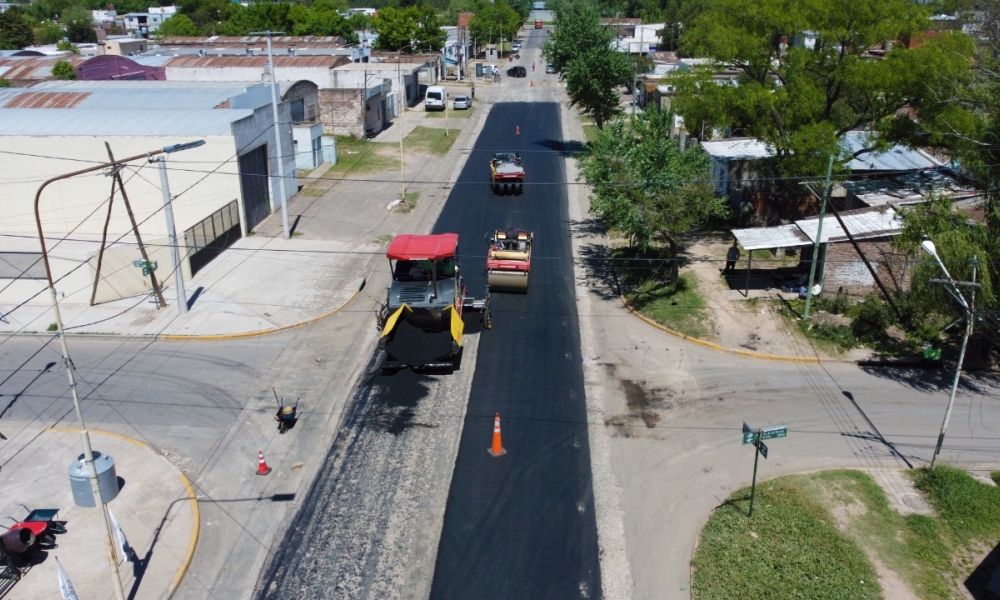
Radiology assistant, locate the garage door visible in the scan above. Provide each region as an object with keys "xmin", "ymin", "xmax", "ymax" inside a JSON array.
[{"xmin": 238, "ymin": 145, "xmax": 270, "ymax": 231}]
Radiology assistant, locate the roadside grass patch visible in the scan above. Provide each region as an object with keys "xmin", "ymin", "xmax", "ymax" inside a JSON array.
[
  {"xmin": 691, "ymin": 474, "xmax": 880, "ymax": 600},
  {"xmin": 582, "ymin": 123, "xmax": 599, "ymax": 144},
  {"xmin": 404, "ymin": 126, "xmax": 457, "ymax": 155},
  {"xmin": 396, "ymin": 191, "xmax": 420, "ymax": 213},
  {"xmin": 626, "ymin": 275, "xmax": 711, "ymax": 339},
  {"xmin": 694, "ymin": 468, "xmax": 1000, "ymax": 600},
  {"xmin": 425, "ymin": 106, "xmax": 475, "ymax": 119},
  {"xmin": 326, "ymin": 136, "xmax": 397, "ymax": 176}
]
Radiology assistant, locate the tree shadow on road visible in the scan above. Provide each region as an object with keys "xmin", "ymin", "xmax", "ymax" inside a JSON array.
[{"xmin": 858, "ymin": 363, "xmax": 1000, "ymax": 395}]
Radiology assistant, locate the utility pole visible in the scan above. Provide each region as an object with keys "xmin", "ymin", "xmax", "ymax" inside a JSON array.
[
  {"xmin": 150, "ymin": 154, "xmax": 189, "ymax": 315},
  {"xmin": 923, "ymin": 242, "xmax": 979, "ymax": 468},
  {"xmin": 397, "ymin": 48, "xmax": 406, "ymax": 205},
  {"xmin": 802, "ymin": 154, "xmax": 834, "ymax": 320},
  {"xmin": 33, "ymin": 145, "xmax": 203, "ymax": 600},
  {"xmin": 252, "ymin": 30, "xmax": 291, "ymax": 239}
]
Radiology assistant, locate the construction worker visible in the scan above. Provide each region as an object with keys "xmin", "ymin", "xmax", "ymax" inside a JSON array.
[{"xmin": 723, "ymin": 240, "xmax": 740, "ymax": 275}]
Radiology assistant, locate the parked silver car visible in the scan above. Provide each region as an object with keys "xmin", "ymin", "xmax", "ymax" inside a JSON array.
[{"xmin": 453, "ymin": 95, "xmax": 471, "ymax": 110}]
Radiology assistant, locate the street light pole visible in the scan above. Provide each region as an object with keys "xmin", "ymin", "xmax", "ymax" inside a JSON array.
[
  {"xmin": 33, "ymin": 143, "xmax": 198, "ymax": 600},
  {"xmin": 921, "ymin": 240, "xmax": 977, "ymax": 468},
  {"xmin": 150, "ymin": 153, "xmax": 192, "ymax": 315},
  {"xmin": 398, "ymin": 48, "xmax": 406, "ymax": 205},
  {"xmin": 253, "ymin": 30, "xmax": 291, "ymax": 239}
]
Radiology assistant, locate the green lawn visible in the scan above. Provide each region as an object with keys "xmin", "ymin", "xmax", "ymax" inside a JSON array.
[
  {"xmin": 404, "ymin": 126, "xmax": 458, "ymax": 155},
  {"xmin": 425, "ymin": 106, "xmax": 476, "ymax": 119},
  {"xmin": 626, "ymin": 275, "xmax": 712, "ymax": 339},
  {"xmin": 327, "ymin": 136, "xmax": 397, "ymax": 175},
  {"xmin": 693, "ymin": 468, "xmax": 1000, "ymax": 599}
]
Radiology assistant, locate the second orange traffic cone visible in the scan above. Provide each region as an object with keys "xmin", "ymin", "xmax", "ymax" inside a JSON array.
[
  {"xmin": 256, "ymin": 449, "xmax": 272, "ymax": 476},
  {"xmin": 488, "ymin": 412, "xmax": 507, "ymax": 457},
  {"xmin": 515, "ymin": 125, "xmax": 520, "ymax": 136}
]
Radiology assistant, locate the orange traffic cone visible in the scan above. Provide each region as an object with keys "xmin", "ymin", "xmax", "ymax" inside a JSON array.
[
  {"xmin": 530, "ymin": 80, "xmax": 534, "ymax": 87},
  {"xmin": 256, "ymin": 449, "xmax": 272, "ymax": 476},
  {"xmin": 515, "ymin": 125, "xmax": 520, "ymax": 136},
  {"xmin": 488, "ymin": 412, "xmax": 507, "ymax": 457}
]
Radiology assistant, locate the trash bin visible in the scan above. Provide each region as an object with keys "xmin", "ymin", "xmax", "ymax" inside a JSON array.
[{"xmin": 67, "ymin": 451, "xmax": 119, "ymax": 507}]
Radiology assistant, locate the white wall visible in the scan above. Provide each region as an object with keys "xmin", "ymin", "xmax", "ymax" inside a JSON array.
[{"xmin": 166, "ymin": 65, "xmax": 335, "ymax": 89}]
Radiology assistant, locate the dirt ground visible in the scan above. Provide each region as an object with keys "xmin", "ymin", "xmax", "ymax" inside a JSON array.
[{"xmin": 681, "ymin": 234, "xmax": 872, "ymax": 362}]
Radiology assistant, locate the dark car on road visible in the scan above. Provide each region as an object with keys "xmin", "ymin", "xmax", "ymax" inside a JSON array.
[
  {"xmin": 545, "ymin": 63, "xmax": 557, "ymax": 74},
  {"xmin": 506, "ymin": 66, "xmax": 527, "ymax": 78}
]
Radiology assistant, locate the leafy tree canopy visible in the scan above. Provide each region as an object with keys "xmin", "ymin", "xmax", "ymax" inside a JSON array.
[
  {"xmin": 65, "ymin": 17, "xmax": 96, "ymax": 43},
  {"xmin": 51, "ymin": 58, "xmax": 77, "ymax": 80},
  {"xmin": 669, "ymin": 0, "xmax": 977, "ymax": 179},
  {"xmin": 581, "ymin": 109, "xmax": 728, "ymax": 255},
  {"xmin": 468, "ymin": 1, "xmax": 521, "ymax": 45},
  {"xmin": 157, "ymin": 13, "xmax": 201, "ymax": 37},
  {"xmin": 0, "ymin": 7, "xmax": 35, "ymax": 50},
  {"xmin": 373, "ymin": 4, "xmax": 444, "ymax": 51}
]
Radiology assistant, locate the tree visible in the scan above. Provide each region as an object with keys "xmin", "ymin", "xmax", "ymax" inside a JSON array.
[
  {"xmin": 412, "ymin": 4, "xmax": 446, "ymax": 51},
  {"xmin": 34, "ymin": 21, "xmax": 65, "ymax": 45},
  {"xmin": 565, "ymin": 45, "xmax": 632, "ymax": 128},
  {"xmin": 157, "ymin": 14, "xmax": 202, "ymax": 37},
  {"xmin": 51, "ymin": 59, "xmax": 77, "ymax": 80},
  {"xmin": 469, "ymin": 1, "xmax": 521, "ymax": 47},
  {"xmin": 580, "ymin": 109, "xmax": 729, "ymax": 262},
  {"xmin": 0, "ymin": 7, "xmax": 35, "ymax": 50},
  {"xmin": 65, "ymin": 18, "xmax": 97, "ymax": 43},
  {"xmin": 547, "ymin": 0, "xmax": 631, "ymax": 128},
  {"xmin": 178, "ymin": 0, "xmax": 237, "ymax": 34},
  {"xmin": 669, "ymin": 0, "xmax": 977, "ymax": 181}
]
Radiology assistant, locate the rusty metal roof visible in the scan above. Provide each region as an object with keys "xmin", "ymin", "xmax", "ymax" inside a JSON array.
[
  {"xmin": 165, "ymin": 55, "xmax": 346, "ymax": 68},
  {"xmin": 159, "ymin": 36, "xmax": 346, "ymax": 47},
  {"xmin": 0, "ymin": 56, "xmax": 86, "ymax": 81},
  {"xmin": 3, "ymin": 92, "xmax": 90, "ymax": 109}
]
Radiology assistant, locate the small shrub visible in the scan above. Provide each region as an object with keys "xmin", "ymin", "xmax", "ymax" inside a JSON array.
[
  {"xmin": 849, "ymin": 297, "xmax": 891, "ymax": 343},
  {"xmin": 47, "ymin": 323, "xmax": 58, "ymax": 331}
]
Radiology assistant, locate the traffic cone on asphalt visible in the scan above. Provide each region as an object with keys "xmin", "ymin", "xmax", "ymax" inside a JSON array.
[
  {"xmin": 488, "ymin": 413, "xmax": 507, "ymax": 457},
  {"xmin": 515, "ymin": 125, "xmax": 520, "ymax": 136},
  {"xmin": 530, "ymin": 80, "xmax": 534, "ymax": 87},
  {"xmin": 256, "ymin": 449, "xmax": 272, "ymax": 476}
]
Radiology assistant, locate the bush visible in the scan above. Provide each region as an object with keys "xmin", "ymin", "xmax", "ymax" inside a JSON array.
[
  {"xmin": 849, "ymin": 297, "xmax": 891, "ymax": 343},
  {"xmin": 51, "ymin": 59, "xmax": 76, "ymax": 80}
]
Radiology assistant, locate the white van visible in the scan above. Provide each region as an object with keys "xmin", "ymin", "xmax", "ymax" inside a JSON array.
[{"xmin": 425, "ymin": 86, "xmax": 447, "ymax": 111}]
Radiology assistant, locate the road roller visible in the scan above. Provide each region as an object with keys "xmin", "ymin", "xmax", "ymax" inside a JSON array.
[
  {"xmin": 486, "ymin": 229, "xmax": 532, "ymax": 293},
  {"xmin": 489, "ymin": 152, "xmax": 525, "ymax": 195}
]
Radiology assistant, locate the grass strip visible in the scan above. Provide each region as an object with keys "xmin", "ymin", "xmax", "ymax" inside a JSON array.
[
  {"xmin": 626, "ymin": 274, "xmax": 711, "ymax": 339},
  {"xmin": 404, "ymin": 126, "xmax": 458, "ymax": 155}
]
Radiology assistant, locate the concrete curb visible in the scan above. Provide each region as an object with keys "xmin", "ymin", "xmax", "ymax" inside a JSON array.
[
  {"xmin": 160, "ymin": 279, "xmax": 366, "ymax": 342},
  {"xmin": 48, "ymin": 426, "xmax": 201, "ymax": 599},
  {"xmin": 620, "ymin": 294, "xmax": 825, "ymax": 364}
]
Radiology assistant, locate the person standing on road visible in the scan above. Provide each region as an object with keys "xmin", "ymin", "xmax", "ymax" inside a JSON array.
[{"xmin": 723, "ymin": 240, "xmax": 740, "ymax": 275}]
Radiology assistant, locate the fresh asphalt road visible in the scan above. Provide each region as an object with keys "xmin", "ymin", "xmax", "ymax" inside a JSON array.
[
  {"xmin": 429, "ymin": 102, "xmax": 601, "ymax": 598},
  {"xmin": 254, "ymin": 101, "xmax": 602, "ymax": 599}
]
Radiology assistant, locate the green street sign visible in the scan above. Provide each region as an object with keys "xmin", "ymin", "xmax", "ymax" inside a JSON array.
[
  {"xmin": 742, "ymin": 422, "xmax": 756, "ymax": 445},
  {"xmin": 755, "ymin": 439, "xmax": 768, "ymax": 459},
  {"xmin": 760, "ymin": 426, "xmax": 788, "ymax": 441},
  {"xmin": 132, "ymin": 259, "xmax": 158, "ymax": 276}
]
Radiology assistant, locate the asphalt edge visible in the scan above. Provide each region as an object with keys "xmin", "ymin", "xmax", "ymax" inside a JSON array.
[
  {"xmin": 619, "ymin": 294, "xmax": 824, "ymax": 364},
  {"xmin": 47, "ymin": 426, "xmax": 201, "ymax": 598}
]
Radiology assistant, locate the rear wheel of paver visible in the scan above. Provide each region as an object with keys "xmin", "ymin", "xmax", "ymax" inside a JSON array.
[{"xmin": 516, "ymin": 183, "xmax": 523, "ymax": 195}]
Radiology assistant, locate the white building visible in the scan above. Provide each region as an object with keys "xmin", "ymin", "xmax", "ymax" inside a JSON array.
[
  {"xmin": 124, "ymin": 6, "xmax": 177, "ymax": 38},
  {"xmin": 0, "ymin": 80, "xmax": 297, "ymax": 306}
]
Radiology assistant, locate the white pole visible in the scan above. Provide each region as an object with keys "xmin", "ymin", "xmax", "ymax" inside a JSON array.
[
  {"xmin": 398, "ymin": 50, "xmax": 406, "ymax": 204},
  {"xmin": 155, "ymin": 157, "xmax": 188, "ymax": 315},
  {"xmin": 263, "ymin": 33, "xmax": 291, "ymax": 239}
]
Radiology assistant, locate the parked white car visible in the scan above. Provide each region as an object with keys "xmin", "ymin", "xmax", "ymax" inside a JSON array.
[
  {"xmin": 424, "ymin": 85, "xmax": 447, "ymax": 111},
  {"xmin": 453, "ymin": 95, "xmax": 471, "ymax": 110}
]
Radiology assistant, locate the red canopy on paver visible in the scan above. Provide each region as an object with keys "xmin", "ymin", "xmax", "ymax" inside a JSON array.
[{"xmin": 386, "ymin": 233, "xmax": 459, "ymax": 261}]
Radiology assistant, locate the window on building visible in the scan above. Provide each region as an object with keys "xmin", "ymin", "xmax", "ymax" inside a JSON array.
[{"xmin": 290, "ymin": 99, "xmax": 305, "ymax": 123}]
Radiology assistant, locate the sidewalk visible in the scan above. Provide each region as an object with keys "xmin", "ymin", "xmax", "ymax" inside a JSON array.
[
  {"xmin": 0, "ymin": 236, "xmax": 373, "ymax": 338},
  {"xmin": 0, "ymin": 427, "xmax": 196, "ymax": 600}
]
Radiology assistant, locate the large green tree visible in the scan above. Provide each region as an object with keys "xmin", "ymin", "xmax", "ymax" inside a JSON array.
[
  {"xmin": 468, "ymin": 1, "xmax": 521, "ymax": 46},
  {"xmin": 0, "ymin": 7, "xmax": 34, "ymax": 50},
  {"xmin": 157, "ymin": 14, "xmax": 201, "ymax": 37},
  {"xmin": 547, "ymin": 0, "xmax": 631, "ymax": 128},
  {"xmin": 581, "ymin": 109, "xmax": 728, "ymax": 259},
  {"xmin": 373, "ymin": 4, "xmax": 444, "ymax": 51},
  {"xmin": 669, "ymin": 0, "xmax": 977, "ymax": 180}
]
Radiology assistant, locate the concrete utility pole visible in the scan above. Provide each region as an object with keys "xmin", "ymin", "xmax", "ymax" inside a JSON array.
[
  {"xmin": 252, "ymin": 30, "xmax": 291, "ymax": 239},
  {"xmin": 922, "ymin": 240, "xmax": 979, "ymax": 468},
  {"xmin": 802, "ymin": 154, "xmax": 835, "ymax": 320},
  {"xmin": 32, "ymin": 142, "xmax": 207, "ymax": 600},
  {"xmin": 150, "ymin": 150, "xmax": 199, "ymax": 315},
  {"xmin": 397, "ymin": 48, "xmax": 407, "ymax": 204}
]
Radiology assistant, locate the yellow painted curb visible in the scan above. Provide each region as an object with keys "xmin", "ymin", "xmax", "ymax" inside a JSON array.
[
  {"xmin": 49, "ymin": 426, "xmax": 201, "ymax": 598},
  {"xmin": 160, "ymin": 281, "xmax": 364, "ymax": 342},
  {"xmin": 620, "ymin": 295, "xmax": 822, "ymax": 364}
]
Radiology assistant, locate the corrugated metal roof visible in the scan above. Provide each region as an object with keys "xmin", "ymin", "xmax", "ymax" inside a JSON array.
[
  {"xmin": 0, "ymin": 108, "xmax": 251, "ymax": 136},
  {"xmin": 701, "ymin": 138, "xmax": 774, "ymax": 160},
  {"xmin": 3, "ymin": 92, "xmax": 90, "ymax": 109},
  {"xmin": 732, "ymin": 224, "xmax": 811, "ymax": 251},
  {"xmin": 843, "ymin": 131, "xmax": 942, "ymax": 171},
  {"xmin": 16, "ymin": 80, "xmax": 265, "ymax": 109},
  {"xmin": 158, "ymin": 36, "xmax": 346, "ymax": 47},
  {"xmin": 0, "ymin": 56, "xmax": 85, "ymax": 80},
  {"xmin": 795, "ymin": 207, "xmax": 902, "ymax": 244},
  {"xmin": 165, "ymin": 55, "xmax": 343, "ymax": 68}
]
